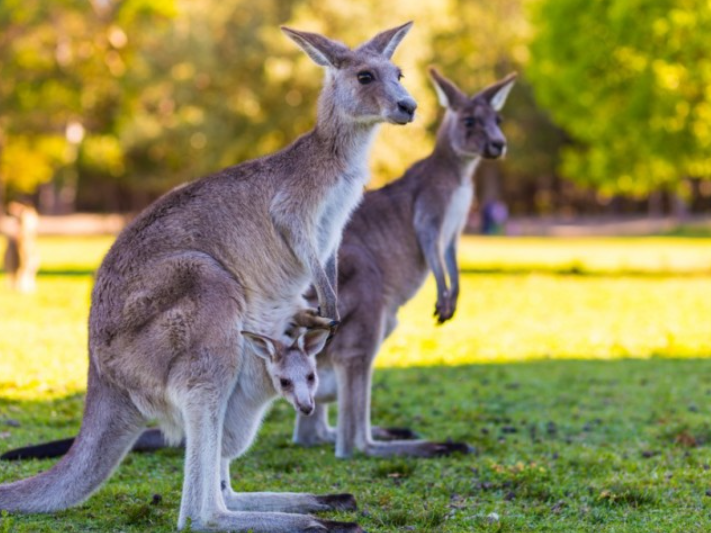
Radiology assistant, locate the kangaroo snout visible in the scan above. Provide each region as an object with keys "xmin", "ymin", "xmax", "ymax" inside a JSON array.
[
  {"xmin": 298, "ymin": 402, "xmax": 315, "ymax": 416},
  {"xmin": 398, "ymin": 98, "xmax": 417, "ymax": 116},
  {"xmin": 484, "ymin": 140, "xmax": 506, "ymax": 159},
  {"xmin": 390, "ymin": 97, "xmax": 417, "ymax": 124}
]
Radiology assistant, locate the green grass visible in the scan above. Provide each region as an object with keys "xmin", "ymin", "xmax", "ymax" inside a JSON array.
[{"xmin": 1, "ymin": 235, "xmax": 711, "ymax": 532}]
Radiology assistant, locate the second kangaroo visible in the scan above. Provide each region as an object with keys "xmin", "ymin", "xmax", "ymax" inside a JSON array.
[{"xmin": 294, "ymin": 68, "xmax": 517, "ymax": 458}]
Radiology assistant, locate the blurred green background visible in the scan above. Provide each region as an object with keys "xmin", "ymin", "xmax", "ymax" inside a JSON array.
[{"xmin": 1, "ymin": 0, "xmax": 710, "ymax": 217}]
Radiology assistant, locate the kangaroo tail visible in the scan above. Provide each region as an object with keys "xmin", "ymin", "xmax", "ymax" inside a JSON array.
[
  {"xmin": 1, "ymin": 438, "xmax": 74, "ymax": 461},
  {"xmin": 1, "ymin": 428, "xmax": 176, "ymax": 462},
  {"xmin": 0, "ymin": 366, "xmax": 145, "ymax": 513}
]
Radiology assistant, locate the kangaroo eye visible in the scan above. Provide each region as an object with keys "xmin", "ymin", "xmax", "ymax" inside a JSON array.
[
  {"xmin": 397, "ymin": 70, "xmax": 404, "ymax": 81},
  {"xmin": 280, "ymin": 378, "xmax": 292, "ymax": 388},
  {"xmin": 496, "ymin": 115, "xmax": 503, "ymax": 125},
  {"xmin": 307, "ymin": 373, "xmax": 316, "ymax": 383},
  {"xmin": 357, "ymin": 71, "xmax": 375, "ymax": 84},
  {"xmin": 464, "ymin": 117, "xmax": 476, "ymax": 128}
]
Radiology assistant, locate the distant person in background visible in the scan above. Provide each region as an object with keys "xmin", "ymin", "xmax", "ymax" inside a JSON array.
[
  {"xmin": 3, "ymin": 201, "xmax": 40, "ymax": 293},
  {"xmin": 481, "ymin": 199, "xmax": 509, "ymax": 235}
]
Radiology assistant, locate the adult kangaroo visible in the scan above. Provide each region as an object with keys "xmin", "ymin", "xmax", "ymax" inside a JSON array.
[
  {"xmin": 0, "ymin": 22, "xmax": 416, "ymax": 533},
  {"xmin": 293, "ymin": 68, "xmax": 517, "ymax": 458}
]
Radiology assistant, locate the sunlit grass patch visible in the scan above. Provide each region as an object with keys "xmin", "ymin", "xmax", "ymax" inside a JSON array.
[
  {"xmin": 0, "ymin": 276, "xmax": 92, "ymax": 401},
  {"xmin": 1, "ymin": 235, "xmax": 711, "ymax": 400},
  {"xmin": 457, "ymin": 236, "xmax": 711, "ymax": 275},
  {"xmin": 379, "ymin": 273, "xmax": 711, "ymax": 367}
]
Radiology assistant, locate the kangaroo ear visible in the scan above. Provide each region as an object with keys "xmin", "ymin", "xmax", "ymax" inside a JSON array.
[
  {"xmin": 281, "ymin": 26, "xmax": 350, "ymax": 68},
  {"xmin": 478, "ymin": 73, "xmax": 517, "ymax": 111},
  {"xmin": 358, "ymin": 21, "xmax": 413, "ymax": 59},
  {"xmin": 429, "ymin": 67, "xmax": 468, "ymax": 109},
  {"xmin": 298, "ymin": 328, "xmax": 331, "ymax": 357},
  {"xmin": 242, "ymin": 331, "xmax": 279, "ymax": 362}
]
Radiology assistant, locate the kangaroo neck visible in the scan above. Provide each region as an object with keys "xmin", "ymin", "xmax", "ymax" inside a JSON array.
[
  {"xmin": 313, "ymin": 94, "xmax": 378, "ymax": 170},
  {"xmin": 431, "ymin": 135, "xmax": 481, "ymax": 187}
]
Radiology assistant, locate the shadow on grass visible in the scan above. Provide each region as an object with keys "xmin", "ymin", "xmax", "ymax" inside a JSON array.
[
  {"xmin": 37, "ymin": 269, "xmax": 97, "ymax": 277},
  {"xmin": 34, "ymin": 266, "xmax": 711, "ymax": 279},
  {"xmin": 459, "ymin": 266, "xmax": 711, "ymax": 277},
  {"xmin": 2, "ymin": 358, "xmax": 711, "ymax": 532}
]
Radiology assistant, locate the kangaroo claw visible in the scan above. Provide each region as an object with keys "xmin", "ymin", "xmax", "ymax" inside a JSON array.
[
  {"xmin": 312, "ymin": 520, "xmax": 365, "ymax": 533},
  {"xmin": 315, "ymin": 493, "xmax": 357, "ymax": 512}
]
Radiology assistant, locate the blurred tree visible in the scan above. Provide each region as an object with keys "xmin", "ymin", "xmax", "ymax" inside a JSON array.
[
  {"xmin": 528, "ymin": 0, "xmax": 711, "ymax": 198},
  {"xmin": 9, "ymin": 0, "xmax": 683, "ymax": 217},
  {"xmin": 0, "ymin": 0, "xmax": 176, "ymax": 212}
]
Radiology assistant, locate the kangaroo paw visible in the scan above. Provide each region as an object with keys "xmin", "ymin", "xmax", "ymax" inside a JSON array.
[
  {"xmin": 426, "ymin": 441, "xmax": 473, "ymax": 457},
  {"xmin": 312, "ymin": 519, "xmax": 365, "ymax": 533},
  {"xmin": 314, "ymin": 493, "xmax": 357, "ymax": 512},
  {"xmin": 371, "ymin": 426, "xmax": 420, "ymax": 441},
  {"xmin": 291, "ymin": 308, "xmax": 337, "ymax": 330}
]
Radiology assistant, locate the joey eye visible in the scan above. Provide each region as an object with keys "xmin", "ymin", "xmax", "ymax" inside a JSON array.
[
  {"xmin": 463, "ymin": 117, "xmax": 476, "ymax": 128},
  {"xmin": 357, "ymin": 71, "xmax": 375, "ymax": 85},
  {"xmin": 307, "ymin": 373, "xmax": 316, "ymax": 383},
  {"xmin": 280, "ymin": 378, "xmax": 292, "ymax": 389}
]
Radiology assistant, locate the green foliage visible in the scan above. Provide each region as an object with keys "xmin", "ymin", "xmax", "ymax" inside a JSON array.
[
  {"xmin": 0, "ymin": 0, "xmax": 177, "ymax": 199},
  {"xmin": 528, "ymin": 0, "xmax": 711, "ymax": 195},
  {"xmin": 0, "ymin": 0, "xmax": 563, "ymax": 209},
  {"xmin": 0, "ymin": 135, "xmax": 68, "ymax": 194}
]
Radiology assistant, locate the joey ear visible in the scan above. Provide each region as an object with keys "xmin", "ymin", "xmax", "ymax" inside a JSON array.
[
  {"xmin": 241, "ymin": 331, "xmax": 279, "ymax": 362},
  {"xmin": 428, "ymin": 67, "xmax": 468, "ymax": 109},
  {"xmin": 357, "ymin": 21, "xmax": 413, "ymax": 59},
  {"xmin": 281, "ymin": 26, "xmax": 350, "ymax": 68},
  {"xmin": 298, "ymin": 328, "xmax": 331, "ymax": 357},
  {"xmin": 478, "ymin": 73, "xmax": 517, "ymax": 111}
]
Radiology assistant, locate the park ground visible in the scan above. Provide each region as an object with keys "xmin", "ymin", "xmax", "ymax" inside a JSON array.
[{"xmin": 1, "ymin": 235, "xmax": 711, "ymax": 532}]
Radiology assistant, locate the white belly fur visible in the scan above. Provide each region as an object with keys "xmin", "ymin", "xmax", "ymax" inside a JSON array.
[{"xmin": 441, "ymin": 182, "xmax": 474, "ymax": 246}]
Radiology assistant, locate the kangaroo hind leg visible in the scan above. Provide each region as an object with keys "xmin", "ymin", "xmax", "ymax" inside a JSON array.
[{"xmin": 178, "ymin": 373, "xmax": 360, "ymax": 533}]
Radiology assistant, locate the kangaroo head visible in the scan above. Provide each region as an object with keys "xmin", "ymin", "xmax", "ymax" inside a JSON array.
[
  {"xmin": 241, "ymin": 328, "xmax": 330, "ymax": 416},
  {"xmin": 429, "ymin": 68, "xmax": 517, "ymax": 160},
  {"xmin": 282, "ymin": 23, "xmax": 417, "ymax": 126}
]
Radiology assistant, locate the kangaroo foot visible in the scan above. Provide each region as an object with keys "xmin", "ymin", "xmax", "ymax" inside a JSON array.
[
  {"xmin": 313, "ymin": 519, "xmax": 365, "ymax": 533},
  {"xmin": 371, "ymin": 426, "xmax": 420, "ymax": 441},
  {"xmin": 314, "ymin": 493, "xmax": 357, "ymax": 512},
  {"xmin": 363, "ymin": 439, "xmax": 473, "ymax": 458}
]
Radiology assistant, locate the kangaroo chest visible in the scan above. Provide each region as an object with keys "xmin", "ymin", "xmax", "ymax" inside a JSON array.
[
  {"xmin": 441, "ymin": 182, "xmax": 474, "ymax": 245},
  {"xmin": 317, "ymin": 171, "xmax": 366, "ymax": 260}
]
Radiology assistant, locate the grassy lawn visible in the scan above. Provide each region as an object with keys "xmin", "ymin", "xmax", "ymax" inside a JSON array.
[{"xmin": 1, "ymin": 235, "xmax": 711, "ymax": 532}]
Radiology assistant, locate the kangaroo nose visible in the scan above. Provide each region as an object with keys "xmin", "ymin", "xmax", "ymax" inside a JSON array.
[
  {"xmin": 397, "ymin": 99, "xmax": 417, "ymax": 116},
  {"xmin": 486, "ymin": 140, "xmax": 506, "ymax": 157},
  {"xmin": 299, "ymin": 404, "xmax": 314, "ymax": 416}
]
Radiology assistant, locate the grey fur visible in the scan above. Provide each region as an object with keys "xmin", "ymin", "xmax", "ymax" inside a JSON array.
[
  {"xmin": 293, "ymin": 68, "xmax": 517, "ymax": 458},
  {"xmin": 0, "ymin": 23, "xmax": 415, "ymax": 533}
]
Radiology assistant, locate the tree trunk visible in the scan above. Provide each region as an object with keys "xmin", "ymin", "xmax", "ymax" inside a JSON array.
[
  {"xmin": 647, "ymin": 190, "xmax": 663, "ymax": 218},
  {"xmin": 671, "ymin": 179, "xmax": 690, "ymax": 222},
  {"xmin": 0, "ymin": 133, "xmax": 5, "ymax": 218}
]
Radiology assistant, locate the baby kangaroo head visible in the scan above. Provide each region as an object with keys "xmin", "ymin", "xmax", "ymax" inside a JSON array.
[
  {"xmin": 429, "ymin": 67, "xmax": 517, "ymax": 160},
  {"xmin": 282, "ymin": 22, "xmax": 417, "ymax": 125},
  {"xmin": 241, "ymin": 328, "xmax": 330, "ymax": 416}
]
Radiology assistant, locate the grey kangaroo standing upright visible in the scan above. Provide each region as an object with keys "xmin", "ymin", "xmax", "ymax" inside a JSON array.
[
  {"xmin": 292, "ymin": 68, "xmax": 517, "ymax": 458},
  {"xmin": 0, "ymin": 23, "xmax": 416, "ymax": 533}
]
